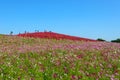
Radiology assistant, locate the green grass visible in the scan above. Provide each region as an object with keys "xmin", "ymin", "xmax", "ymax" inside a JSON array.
[{"xmin": 0, "ymin": 51, "xmax": 120, "ymax": 80}]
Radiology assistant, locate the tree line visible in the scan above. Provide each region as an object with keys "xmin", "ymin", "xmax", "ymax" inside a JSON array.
[
  {"xmin": 9, "ymin": 31, "xmax": 120, "ymax": 43},
  {"xmin": 97, "ymin": 38, "xmax": 120, "ymax": 43}
]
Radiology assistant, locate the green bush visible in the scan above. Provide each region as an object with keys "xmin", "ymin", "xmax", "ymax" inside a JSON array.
[
  {"xmin": 111, "ymin": 38, "xmax": 120, "ymax": 43},
  {"xmin": 97, "ymin": 38, "xmax": 106, "ymax": 41}
]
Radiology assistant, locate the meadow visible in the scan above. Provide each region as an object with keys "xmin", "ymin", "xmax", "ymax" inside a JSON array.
[{"xmin": 0, "ymin": 35, "xmax": 120, "ymax": 80}]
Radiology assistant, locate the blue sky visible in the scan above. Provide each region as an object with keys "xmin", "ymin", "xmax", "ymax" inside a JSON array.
[{"xmin": 0, "ymin": 0, "xmax": 120, "ymax": 41}]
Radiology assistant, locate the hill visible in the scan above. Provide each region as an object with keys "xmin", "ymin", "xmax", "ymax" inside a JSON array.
[
  {"xmin": 0, "ymin": 35, "xmax": 120, "ymax": 79},
  {"xmin": 17, "ymin": 32, "xmax": 97, "ymax": 42}
]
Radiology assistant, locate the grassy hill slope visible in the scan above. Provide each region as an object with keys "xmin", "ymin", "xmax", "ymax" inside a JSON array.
[
  {"xmin": 17, "ymin": 32, "xmax": 97, "ymax": 42},
  {"xmin": 0, "ymin": 35, "xmax": 120, "ymax": 80}
]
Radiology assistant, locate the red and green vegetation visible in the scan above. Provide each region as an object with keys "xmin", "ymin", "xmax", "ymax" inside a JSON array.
[
  {"xmin": 0, "ymin": 34, "xmax": 120, "ymax": 80},
  {"xmin": 17, "ymin": 32, "xmax": 97, "ymax": 42}
]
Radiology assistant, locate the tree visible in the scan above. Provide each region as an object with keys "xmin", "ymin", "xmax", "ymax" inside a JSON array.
[
  {"xmin": 25, "ymin": 31, "xmax": 27, "ymax": 34},
  {"xmin": 111, "ymin": 38, "xmax": 120, "ymax": 43},
  {"xmin": 10, "ymin": 31, "xmax": 13, "ymax": 35},
  {"xmin": 97, "ymin": 38, "xmax": 106, "ymax": 41},
  {"xmin": 35, "ymin": 30, "xmax": 39, "ymax": 32}
]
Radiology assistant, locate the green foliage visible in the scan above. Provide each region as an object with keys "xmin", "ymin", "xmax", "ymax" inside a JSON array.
[
  {"xmin": 97, "ymin": 38, "xmax": 106, "ymax": 41},
  {"xmin": 111, "ymin": 38, "xmax": 120, "ymax": 43},
  {"xmin": 0, "ymin": 51, "xmax": 120, "ymax": 80}
]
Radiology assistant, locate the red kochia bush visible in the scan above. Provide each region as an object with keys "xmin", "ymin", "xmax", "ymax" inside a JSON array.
[{"xmin": 17, "ymin": 32, "xmax": 97, "ymax": 42}]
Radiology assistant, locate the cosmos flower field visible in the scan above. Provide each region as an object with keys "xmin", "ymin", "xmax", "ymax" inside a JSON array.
[{"xmin": 0, "ymin": 35, "xmax": 120, "ymax": 80}]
